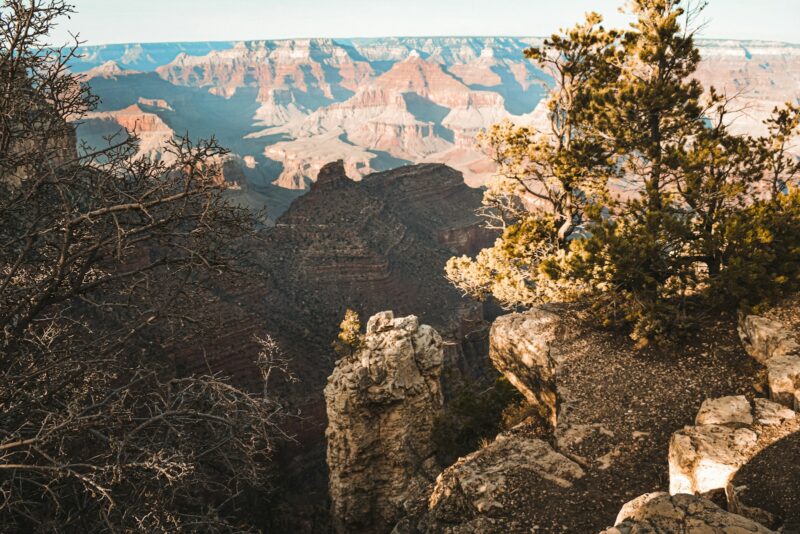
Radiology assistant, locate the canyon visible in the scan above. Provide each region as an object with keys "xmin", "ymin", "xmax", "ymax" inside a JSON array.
[
  {"xmin": 66, "ymin": 35, "xmax": 800, "ymax": 533},
  {"xmin": 160, "ymin": 161, "xmax": 498, "ymax": 530},
  {"xmin": 73, "ymin": 37, "xmax": 800, "ymax": 219}
]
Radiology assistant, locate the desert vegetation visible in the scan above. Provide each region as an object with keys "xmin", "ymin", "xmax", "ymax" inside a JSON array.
[
  {"xmin": 447, "ymin": 0, "xmax": 800, "ymax": 342},
  {"xmin": 0, "ymin": 1, "xmax": 291, "ymax": 530}
]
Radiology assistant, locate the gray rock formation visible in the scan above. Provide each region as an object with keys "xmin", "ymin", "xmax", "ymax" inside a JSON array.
[
  {"xmin": 325, "ymin": 311, "xmax": 444, "ymax": 534},
  {"xmin": 489, "ymin": 308, "xmax": 565, "ymax": 427},
  {"xmin": 394, "ymin": 428, "xmax": 584, "ymax": 533},
  {"xmin": 738, "ymin": 315, "xmax": 799, "ymax": 365},
  {"xmin": 602, "ymin": 493, "xmax": 776, "ymax": 533},
  {"xmin": 310, "ymin": 159, "xmax": 351, "ymax": 191},
  {"xmin": 738, "ymin": 314, "xmax": 800, "ymax": 409}
]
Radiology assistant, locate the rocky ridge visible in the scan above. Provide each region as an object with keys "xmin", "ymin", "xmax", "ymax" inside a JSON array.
[
  {"xmin": 384, "ymin": 305, "xmax": 766, "ymax": 532},
  {"xmin": 388, "ymin": 300, "xmax": 800, "ymax": 533}
]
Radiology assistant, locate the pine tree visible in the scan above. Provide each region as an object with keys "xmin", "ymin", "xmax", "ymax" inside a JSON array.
[
  {"xmin": 448, "ymin": 0, "xmax": 800, "ymax": 341},
  {"xmin": 332, "ymin": 309, "xmax": 364, "ymax": 357}
]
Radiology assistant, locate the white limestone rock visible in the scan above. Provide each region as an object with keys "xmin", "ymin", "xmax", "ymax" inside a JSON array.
[
  {"xmin": 602, "ymin": 493, "xmax": 776, "ymax": 533},
  {"xmin": 668, "ymin": 424, "xmax": 758, "ymax": 495},
  {"xmin": 695, "ymin": 395, "xmax": 754, "ymax": 427}
]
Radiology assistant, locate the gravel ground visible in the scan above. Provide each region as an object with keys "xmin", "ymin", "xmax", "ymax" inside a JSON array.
[{"xmin": 489, "ymin": 310, "xmax": 763, "ymax": 533}]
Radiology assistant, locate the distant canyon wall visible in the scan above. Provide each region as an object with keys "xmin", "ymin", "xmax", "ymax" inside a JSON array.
[{"xmin": 75, "ymin": 37, "xmax": 800, "ymax": 217}]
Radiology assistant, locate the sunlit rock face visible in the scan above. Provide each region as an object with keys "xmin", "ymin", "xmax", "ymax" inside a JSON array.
[
  {"xmin": 668, "ymin": 394, "xmax": 798, "ymax": 524},
  {"xmin": 74, "ymin": 38, "xmax": 800, "ymax": 217},
  {"xmin": 325, "ymin": 311, "xmax": 444, "ymax": 534},
  {"xmin": 602, "ymin": 493, "xmax": 776, "ymax": 534},
  {"xmin": 80, "ymin": 104, "xmax": 175, "ymax": 161}
]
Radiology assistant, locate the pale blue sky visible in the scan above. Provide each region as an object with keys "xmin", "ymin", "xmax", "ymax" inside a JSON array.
[{"xmin": 52, "ymin": 0, "xmax": 800, "ymax": 46}]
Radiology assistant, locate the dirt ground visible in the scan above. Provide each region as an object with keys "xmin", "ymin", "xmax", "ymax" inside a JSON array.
[{"xmin": 489, "ymin": 309, "xmax": 764, "ymax": 533}]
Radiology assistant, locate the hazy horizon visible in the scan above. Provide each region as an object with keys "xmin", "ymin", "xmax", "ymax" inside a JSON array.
[{"xmin": 53, "ymin": 0, "xmax": 800, "ymax": 47}]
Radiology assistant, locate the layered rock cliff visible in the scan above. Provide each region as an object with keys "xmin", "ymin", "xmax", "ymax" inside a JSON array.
[
  {"xmin": 80, "ymin": 104, "xmax": 175, "ymax": 160},
  {"xmin": 75, "ymin": 37, "xmax": 800, "ymax": 216}
]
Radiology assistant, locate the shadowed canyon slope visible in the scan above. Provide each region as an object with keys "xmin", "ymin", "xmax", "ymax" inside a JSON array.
[
  {"xmin": 175, "ymin": 161, "xmax": 496, "ymax": 432},
  {"xmin": 73, "ymin": 37, "xmax": 800, "ymax": 217}
]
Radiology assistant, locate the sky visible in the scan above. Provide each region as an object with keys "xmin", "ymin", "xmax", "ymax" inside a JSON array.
[{"xmin": 51, "ymin": 0, "xmax": 800, "ymax": 46}]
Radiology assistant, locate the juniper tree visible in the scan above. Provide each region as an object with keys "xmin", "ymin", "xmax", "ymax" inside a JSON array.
[
  {"xmin": 448, "ymin": 0, "xmax": 800, "ymax": 340},
  {"xmin": 446, "ymin": 13, "xmax": 618, "ymax": 308},
  {"xmin": 332, "ymin": 309, "xmax": 363, "ymax": 358}
]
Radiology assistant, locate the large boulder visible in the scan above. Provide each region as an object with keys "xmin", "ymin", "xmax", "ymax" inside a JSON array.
[
  {"xmin": 395, "ymin": 429, "xmax": 585, "ymax": 533},
  {"xmin": 668, "ymin": 395, "xmax": 798, "ymax": 527},
  {"xmin": 739, "ymin": 314, "xmax": 800, "ymax": 409},
  {"xmin": 602, "ymin": 493, "xmax": 776, "ymax": 533},
  {"xmin": 325, "ymin": 311, "xmax": 445, "ymax": 534},
  {"xmin": 669, "ymin": 423, "xmax": 758, "ymax": 495},
  {"xmin": 489, "ymin": 308, "xmax": 565, "ymax": 427}
]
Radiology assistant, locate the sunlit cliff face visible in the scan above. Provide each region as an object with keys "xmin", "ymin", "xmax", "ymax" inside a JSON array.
[{"xmin": 74, "ymin": 38, "xmax": 800, "ymax": 215}]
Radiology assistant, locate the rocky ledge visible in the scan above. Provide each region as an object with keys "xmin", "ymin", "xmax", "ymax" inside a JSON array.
[
  {"xmin": 602, "ymin": 493, "xmax": 775, "ymax": 533},
  {"xmin": 395, "ymin": 427, "xmax": 585, "ymax": 533},
  {"xmin": 391, "ymin": 305, "xmax": 761, "ymax": 532}
]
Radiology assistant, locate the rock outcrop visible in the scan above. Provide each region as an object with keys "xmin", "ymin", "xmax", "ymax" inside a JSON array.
[
  {"xmin": 489, "ymin": 308, "xmax": 565, "ymax": 427},
  {"xmin": 325, "ymin": 311, "xmax": 444, "ymax": 534},
  {"xmin": 602, "ymin": 493, "xmax": 776, "ymax": 534},
  {"xmin": 739, "ymin": 314, "xmax": 800, "ymax": 409},
  {"xmin": 263, "ymin": 131, "xmax": 383, "ymax": 189},
  {"xmin": 668, "ymin": 395, "xmax": 798, "ymax": 527},
  {"xmin": 395, "ymin": 428, "xmax": 585, "ymax": 534},
  {"xmin": 168, "ymin": 163, "xmax": 496, "ymax": 530},
  {"xmin": 310, "ymin": 159, "xmax": 352, "ymax": 191}
]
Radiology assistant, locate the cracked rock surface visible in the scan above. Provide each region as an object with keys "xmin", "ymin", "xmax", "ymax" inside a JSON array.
[
  {"xmin": 325, "ymin": 311, "xmax": 444, "ymax": 534},
  {"xmin": 601, "ymin": 493, "xmax": 776, "ymax": 533}
]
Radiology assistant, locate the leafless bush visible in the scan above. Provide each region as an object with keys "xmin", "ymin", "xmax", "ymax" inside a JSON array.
[{"xmin": 1, "ymin": 1, "xmax": 288, "ymax": 530}]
